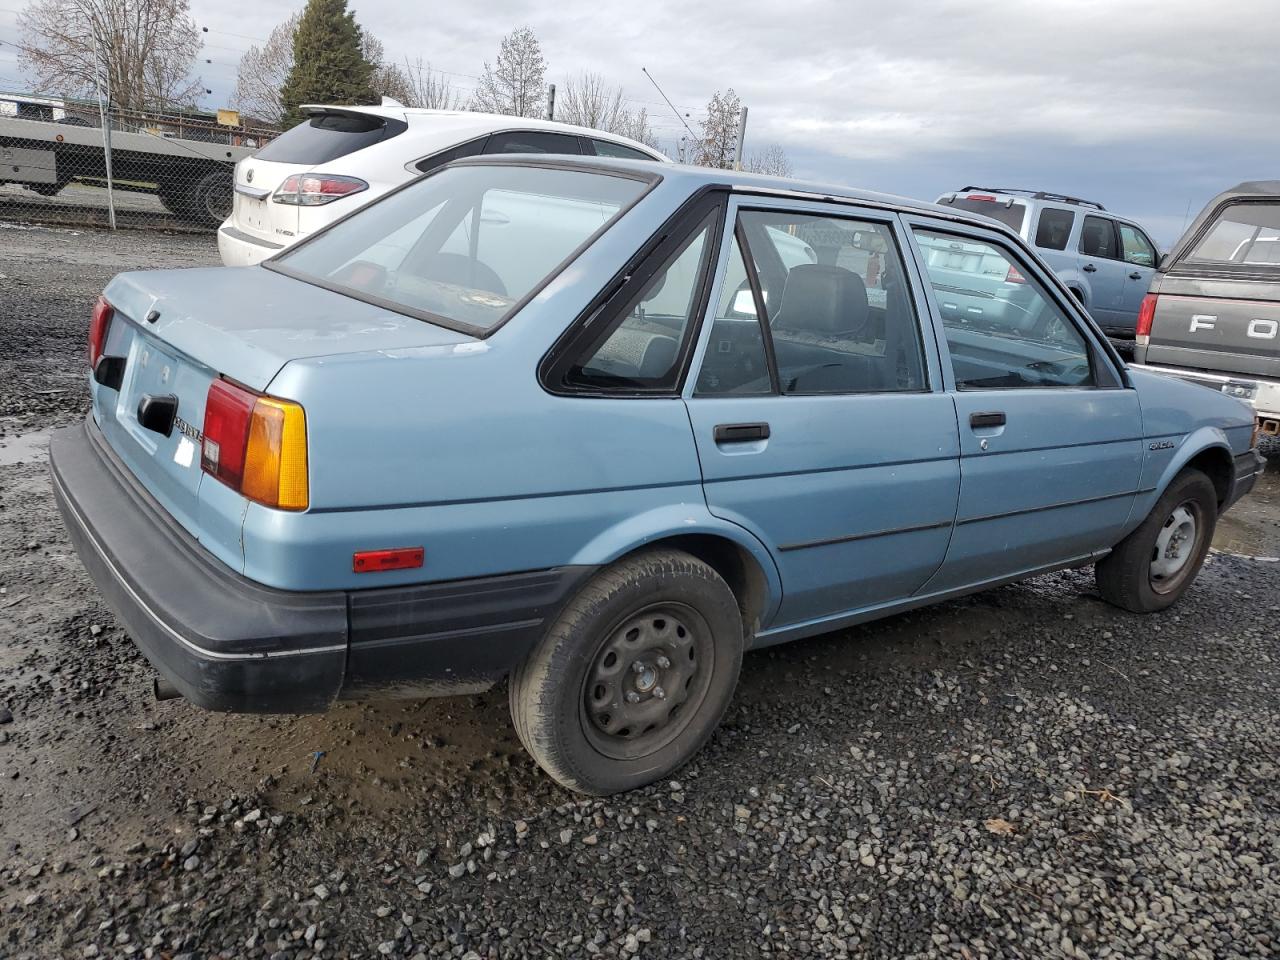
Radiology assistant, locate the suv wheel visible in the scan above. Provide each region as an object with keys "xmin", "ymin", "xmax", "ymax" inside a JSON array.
[
  {"xmin": 509, "ymin": 549, "xmax": 744, "ymax": 795},
  {"xmin": 1095, "ymin": 469, "xmax": 1217, "ymax": 613}
]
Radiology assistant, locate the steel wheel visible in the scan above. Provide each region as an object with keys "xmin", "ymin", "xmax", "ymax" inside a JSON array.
[
  {"xmin": 580, "ymin": 602, "xmax": 714, "ymax": 761},
  {"xmin": 1148, "ymin": 499, "xmax": 1202, "ymax": 594}
]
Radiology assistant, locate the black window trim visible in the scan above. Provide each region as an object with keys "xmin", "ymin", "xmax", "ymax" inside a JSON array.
[
  {"xmin": 539, "ymin": 184, "xmax": 730, "ymax": 397},
  {"xmin": 908, "ymin": 221, "xmax": 1124, "ymax": 392},
  {"xmin": 1078, "ymin": 213, "xmax": 1123, "ymax": 261},
  {"xmin": 264, "ymin": 156, "xmax": 663, "ymax": 340},
  {"xmin": 409, "ymin": 134, "xmax": 491, "ymax": 175},
  {"xmin": 729, "ymin": 203, "xmax": 932, "ymax": 398},
  {"xmin": 1033, "ymin": 205, "xmax": 1076, "ymax": 252}
]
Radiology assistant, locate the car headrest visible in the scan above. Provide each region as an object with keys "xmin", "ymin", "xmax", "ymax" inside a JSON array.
[{"xmin": 773, "ymin": 264, "xmax": 869, "ymax": 337}]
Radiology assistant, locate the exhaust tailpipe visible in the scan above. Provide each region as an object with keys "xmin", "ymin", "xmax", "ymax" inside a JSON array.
[{"xmin": 153, "ymin": 677, "xmax": 182, "ymax": 701}]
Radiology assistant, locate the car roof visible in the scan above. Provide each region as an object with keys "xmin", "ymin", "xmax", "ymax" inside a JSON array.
[
  {"xmin": 298, "ymin": 104, "xmax": 668, "ymax": 160},
  {"xmin": 450, "ymin": 153, "xmax": 1013, "ymax": 230}
]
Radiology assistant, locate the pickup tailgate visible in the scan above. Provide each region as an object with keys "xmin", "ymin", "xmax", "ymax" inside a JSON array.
[
  {"xmin": 1145, "ymin": 278, "xmax": 1280, "ymax": 381},
  {"xmin": 92, "ymin": 265, "xmax": 473, "ymax": 542}
]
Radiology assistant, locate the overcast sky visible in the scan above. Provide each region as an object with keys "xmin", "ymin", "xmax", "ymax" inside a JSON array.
[{"xmin": 2, "ymin": 0, "xmax": 1277, "ymax": 245}]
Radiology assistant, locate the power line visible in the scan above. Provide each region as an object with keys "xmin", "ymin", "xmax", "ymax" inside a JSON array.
[{"xmin": 641, "ymin": 66, "xmax": 698, "ymax": 143}]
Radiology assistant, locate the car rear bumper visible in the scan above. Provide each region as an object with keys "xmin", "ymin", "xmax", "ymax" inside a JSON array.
[
  {"xmin": 1128, "ymin": 363, "xmax": 1280, "ymax": 423},
  {"xmin": 216, "ymin": 223, "xmax": 284, "ymax": 267},
  {"xmin": 50, "ymin": 417, "xmax": 592, "ymax": 713}
]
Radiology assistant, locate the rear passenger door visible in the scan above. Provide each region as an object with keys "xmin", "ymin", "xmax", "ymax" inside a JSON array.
[
  {"xmin": 683, "ymin": 198, "xmax": 961, "ymax": 630},
  {"xmin": 905, "ymin": 216, "xmax": 1143, "ymax": 592},
  {"xmin": 1077, "ymin": 214, "xmax": 1126, "ymax": 328}
]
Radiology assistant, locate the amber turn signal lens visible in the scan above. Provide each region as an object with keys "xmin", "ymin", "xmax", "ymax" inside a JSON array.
[{"xmin": 241, "ymin": 396, "xmax": 309, "ymax": 511}]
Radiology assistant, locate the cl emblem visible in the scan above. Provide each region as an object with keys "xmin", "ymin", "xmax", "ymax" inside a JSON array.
[{"xmin": 246, "ymin": 168, "xmax": 254, "ymax": 184}]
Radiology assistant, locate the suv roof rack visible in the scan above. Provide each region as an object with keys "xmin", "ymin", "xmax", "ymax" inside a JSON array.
[{"xmin": 956, "ymin": 186, "xmax": 1106, "ymax": 211}]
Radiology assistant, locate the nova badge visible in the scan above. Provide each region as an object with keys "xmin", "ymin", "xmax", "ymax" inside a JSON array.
[{"xmin": 1149, "ymin": 440, "xmax": 1176, "ymax": 451}]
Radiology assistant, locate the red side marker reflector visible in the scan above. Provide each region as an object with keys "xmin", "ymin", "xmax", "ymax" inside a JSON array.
[{"xmin": 353, "ymin": 547, "xmax": 424, "ymax": 573}]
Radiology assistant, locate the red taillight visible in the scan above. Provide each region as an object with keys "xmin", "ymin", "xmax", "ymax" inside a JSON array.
[
  {"xmin": 353, "ymin": 547, "xmax": 425, "ymax": 573},
  {"xmin": 89, "ymin": 296, "xmax": 113, "ymax": 367},
  {"xmin": 201, "ymin": 379, "xmax": 257, "ymax": 491},
  {"xmin": 273, "ymin": 173, "xmax": 368, "ymax": 206},
  {"xmin": 1136, "ymin": 293, "xmax": 1158, "ymax": 343},
  {"xmin": 1005, "ymin": 264, "xmax": 1027, "ymax": 284}
]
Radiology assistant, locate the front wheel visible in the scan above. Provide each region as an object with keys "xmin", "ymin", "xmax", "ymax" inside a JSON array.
[
  {"xmin": 509, "ymin": 550, "xmax": 744, "ymax": 795},
  {"xmin": 1096, "ymin": 469, "xmax": 1217, "ymax": 613}
]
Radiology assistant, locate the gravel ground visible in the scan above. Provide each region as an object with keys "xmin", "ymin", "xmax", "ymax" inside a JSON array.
[{"xmin": 1, "ymin": 224, "xmax": 1279, "ymax": 960}]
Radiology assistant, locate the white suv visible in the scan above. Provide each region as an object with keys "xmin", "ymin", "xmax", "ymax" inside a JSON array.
[{"xmin": 217, "ymin": 106, "xmax": 668, "ymax": 267}]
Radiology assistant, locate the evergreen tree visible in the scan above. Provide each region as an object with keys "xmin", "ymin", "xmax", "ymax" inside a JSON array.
[{"xmin": 279, "ymin": 0, "xmax": 375, "ymax": 128}]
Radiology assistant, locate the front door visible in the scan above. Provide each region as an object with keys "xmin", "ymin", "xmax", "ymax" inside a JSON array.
[
  {"xmin": 906, "ymin": 219, "xmax": 1144, "ymax": 591},
  {"xmin": 684, "ymin": 200, "xmax": 961, "ymax": 629},
  {"xmin": 1117, "ymin": 222, "xmax": 1159, "ymax": 330}
]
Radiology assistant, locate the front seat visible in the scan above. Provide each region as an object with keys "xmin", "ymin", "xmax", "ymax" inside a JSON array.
[{"xmin": 770, "ymin": 264, "xmax": 879, "ymax": 391}]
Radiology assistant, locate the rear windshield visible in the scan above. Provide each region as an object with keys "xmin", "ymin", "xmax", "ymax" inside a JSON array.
[
  {"xmin": 272, "ymin": 164, "xmax": 650, "ymax": 334},
  {"xmin": 255, "ymin": 112, "xmax": 404, "ymax": 164},
  {"xmin": 1184, "ymin": 201, "xmax": 1280, "ymax": 266},
  {"xmin": 943, "ymin": 196, "xmax": 1028, "ymax": 232}
]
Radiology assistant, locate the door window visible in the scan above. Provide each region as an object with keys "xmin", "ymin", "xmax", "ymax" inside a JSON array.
[
  {"xmin": 588, "ymin": 139, "xmax": 655, "ymax": 161},
  {"xmin": 728, "ymin": 210, "xmax": 927, "ymax": 395},
  {"xmin": 483, "ymin": 131, "xmax": 582, "ymax": 155},
  {"xmin": 562, "ymin": 217, "xmax": 714, "ymax": 392},
  {"xmin": 914, "ymin": 229, "xmax": 1095, "ymax": 389},
  {"xmin": 1034, "ymin": 208, "xmax": 1075, "ymax": 251},
  {"xmin": 1079, "ymin": 215, "xmax": 1120, "ymax": 259},
  {"xmin": 1118, "ymin": 224, "xmax": 1156, "ymax": 267},
  {"xmin": 414, "ymin": 137, "xmax": 487, "ymax": 174},
  {"xmin": 1184, "ymin": 202, "xmax": 1280, "ymax": 266}
]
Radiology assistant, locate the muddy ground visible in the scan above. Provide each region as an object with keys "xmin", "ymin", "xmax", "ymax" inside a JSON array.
[{"xmin": 1, "ymin": 224, "xmax": 1278, "ymax": 960}]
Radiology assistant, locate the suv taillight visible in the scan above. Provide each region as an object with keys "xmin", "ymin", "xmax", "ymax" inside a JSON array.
[
  {"xmin": 1136, "ymin": 294, "xmax": 1158, "ymax": 344},
  {"xmin": 272, "ymin": 173, "xmax": 368, "ymax": 206},
  {"xmin": 201, "ymin": 378, "xmax": 309, "ymax": 511},
  {"xmin": 1004, "ymin": 264, "xmax": 1027, "ymax": 284},
  {"xmin": 89, "ymin": 296, "xmax": 113, "ymax": 367}
]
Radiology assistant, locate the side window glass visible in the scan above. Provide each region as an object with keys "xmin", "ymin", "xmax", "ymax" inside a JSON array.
[
  {"xmin": 1119, "ymin": 224, "xmax": 1156, "ymax": 267},
  {"xmin": 696, "ymin": 236, "xmax": 772, "ymax": 396},
  {"xmin": 414, "ymin": 137, "xmax": 486, "ymax": 174},
  {"xmin": 483, "ymin": 131, "xmax": 582, "ymax": 155},
  {"xmin": 1034, "ymin": 208, "xmax": 1074, "ymax": 251},
  {"xmin": 739, "ymin": 211, "xmax": 926, "ymax": 395},
  {"xmin": 589, "ymin": 139, "xmax": 654, "ymax": 161},
  {"xmin": 1080, "ymin": 215, "xmax": 1118, "ymax": 259},
  {"xmin": 914, "ymin": 229, "xmax": 1095, "ymax": 390},
  {"xmin": 1184, "ymin": 202, "xmax": 1280, "ymax": 266},
  {"xmin": 564, "ymin": 218, "xmax": 713, "ymax": 392}
]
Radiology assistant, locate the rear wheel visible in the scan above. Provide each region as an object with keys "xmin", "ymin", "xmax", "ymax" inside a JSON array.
[
  {"xmin": 1096, "ymin": 469, "xmax": 1217, "ymax": 612},
  {"xmin": 187, "ymin": 170, "xmax": 233, "ymax": 227},
  {"xmin": 509, "ymin": 549, "xmax": 744, "ymax": 795}
]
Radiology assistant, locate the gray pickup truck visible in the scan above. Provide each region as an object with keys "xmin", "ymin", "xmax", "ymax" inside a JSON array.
[{"xmin": 1132, "ymin": 181, "xmax": 1280, "ymax": 437}]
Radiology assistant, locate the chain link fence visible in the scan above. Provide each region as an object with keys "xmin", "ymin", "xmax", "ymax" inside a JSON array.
[{"xmin": 0, "ymin": 91, "xmax": 277, "ymax": 233}]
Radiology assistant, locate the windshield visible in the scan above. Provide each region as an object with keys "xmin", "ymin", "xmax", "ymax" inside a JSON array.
[
  {"xmin": 1185, "ymin": 201, "xmax": 1280, "ymax": 266},
  {"xmin": 942, "ymin": 196, "xmax": 1028, "ymax": 232},
  {"xmin": 272, "ymin": 164, "xmax": 651, "ymax": 334}
]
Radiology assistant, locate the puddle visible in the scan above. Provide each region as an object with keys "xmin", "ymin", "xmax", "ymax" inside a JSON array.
[
  {"xmin": 0, "ymin": 429, "xmax": 50, "ymax": 466},
  {"xmin": 1212, "ymin": 454, "xmax": 1280, "ymax": 558}
]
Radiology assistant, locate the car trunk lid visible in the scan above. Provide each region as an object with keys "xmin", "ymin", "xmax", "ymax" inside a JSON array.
[{"xmin": 93, "ymin": 266, "xmax": 473, "ymax": 540}]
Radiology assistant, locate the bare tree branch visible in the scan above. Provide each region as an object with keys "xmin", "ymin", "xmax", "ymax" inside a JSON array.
[
  {"xmin": 232, "ymin": 13, "xmax": 297, "ymax": 124},
  {"xmin": 744, "ymin": 143, "xmax": 793, "ymax": 178},
  {"xmin": 695, "ymin": 88, "xmax": 741, "ymax": 169},
  {"xmin": 397, "ymin": 57, "xmax": 464, "ymax": 110},
  {"xmin": 471, "ymin": 26, "xmax": 545, "ymax": 118},
  {"xmin": 17, "ymin": 0, "xmax": 203, "ymax": 111}
]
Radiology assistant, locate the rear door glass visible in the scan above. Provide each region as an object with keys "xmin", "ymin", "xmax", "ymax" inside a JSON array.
[
  {"xmin": 254, "ymin": 112, "xmax": 403, "ymax": 164},
  {"xmin": 1184, "ymin": 202, "xmax": 1280, "ymax": 266},
  {"xmin": 483, "ymin": 131, "xmax": 582, "ymax": 155},
  {"xmin": 1079, "ymin": 215, "xmax": 1120, "ymax": 259},
  {"xmin": 414, "ymin": 137, "xmax": 487, "ymax": 174},
  {"xmin": 1034, "ymin": 208, "xmax": 1074, "ymax": 250}
]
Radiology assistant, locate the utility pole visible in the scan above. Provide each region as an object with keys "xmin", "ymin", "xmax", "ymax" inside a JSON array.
[
  {"xmin": 733, "ymin": 106, "xmax": 748, "ymax": 171},
  {"xmin": 89, "ymin": 20, "xmax": 116, "ymax": 230},
  {"xmin": 545, "ymin": 83, "xmax": 556, "ymax": 121}
]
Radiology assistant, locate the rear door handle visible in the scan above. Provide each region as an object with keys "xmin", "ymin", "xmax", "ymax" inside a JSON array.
[
  {"xmin": 1129, "ymin": 270, "xmax": 1143, "ymax": 280},
  {"xmin": 714, "ymin": 422, "xmax": 770, "ymax": 443},
  {"xmin": 969, "ymin": 411, "xmax": 1006, "ymax": 429},
  {"xmin": 1082, "ymin": 263, "xmax": 1097, "ymax": 273}
]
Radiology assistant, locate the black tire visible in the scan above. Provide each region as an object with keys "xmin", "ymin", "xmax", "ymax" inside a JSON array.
[
  {"xmin": 1096, "ymin": 469, "xmax": 1217, "ymax": 613},
  {"xmin": 157, "ymin": 187, "xmax": 192, "ymax": 218},
  {"xmin": 509, "ymin": 549, "xmax": 744, "ymax": 795},
  {"xmin": 173, "ymin": 169, "xmax": 233, "ymax": 227}
]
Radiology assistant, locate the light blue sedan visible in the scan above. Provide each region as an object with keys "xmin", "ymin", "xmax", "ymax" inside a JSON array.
[{"xmin": 51, "ymin": 157, "xmax": 1264, "ymax": 795}]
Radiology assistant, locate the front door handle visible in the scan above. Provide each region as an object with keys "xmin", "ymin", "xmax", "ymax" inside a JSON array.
[
  {"xmin": 1129, "ymin": 270, "xmax": 1142, "ymax": 280},
  {"xmin": 1082, "ymin": 263, "xmax": 1097, "ymax": 273},
  {"xmin": 714, "ymin": 422, "xmax": 770, "ymax": 443},
  {"xmin": 969, "ymin": 411, "xmax": 1006, "ymax": 429}
]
